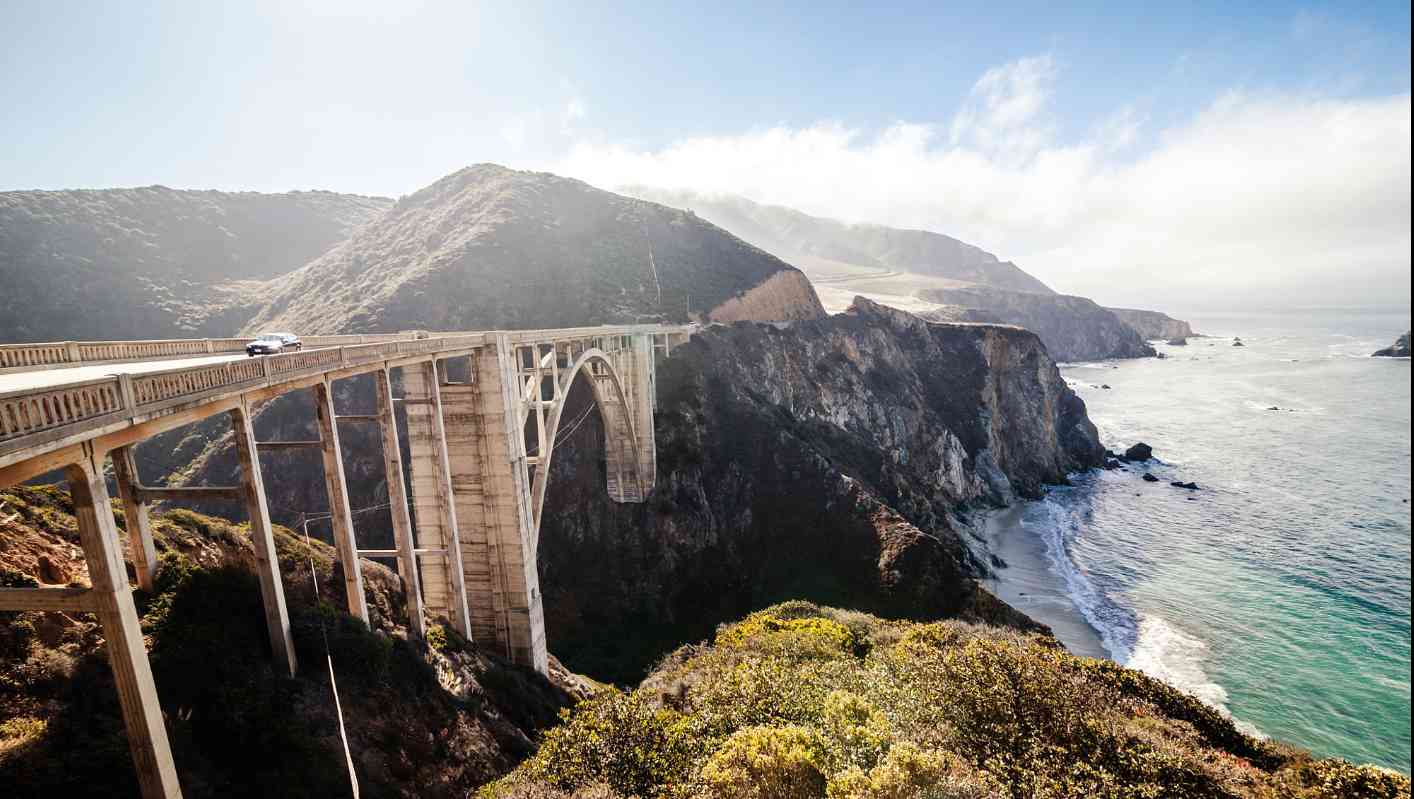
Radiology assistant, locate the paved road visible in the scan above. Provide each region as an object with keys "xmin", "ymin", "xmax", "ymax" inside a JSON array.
[{"xmin": 0, "ymin": 353, "xmax": 253, "ymax": 394}]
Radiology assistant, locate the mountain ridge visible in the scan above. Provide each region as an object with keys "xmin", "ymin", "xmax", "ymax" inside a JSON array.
[
  {"xmin": 246, "ymin": 165, "xmax": 824, "ymax": 334},
  {"xmin": 622, "ymin": 186, "xmax": 1056, "ymax": 295},
  {"xmin": 0, "ymin": 186, "xmax": 391, "ymax": 341}
]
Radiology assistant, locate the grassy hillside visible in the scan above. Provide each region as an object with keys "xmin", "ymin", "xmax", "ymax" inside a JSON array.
[
  {"xmin": 0, "ymin": 485, "xmax": 588, "ymax": 799},
  {"xmin": 248, "ymin": 165, "xmax": 825, "ymax": 334},
  {"xmin": 0, "ymin": 187, "xmax": 390, "ymax": 341},
  {"xmin": 622, "ymin": 188, "xmax": 1055, "ymax": 295},
  {"xmin": 487, "ymin": 601, "xmax": 1410, "ymax": 799}
]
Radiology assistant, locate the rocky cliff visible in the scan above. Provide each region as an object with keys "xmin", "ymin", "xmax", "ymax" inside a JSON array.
[
  {"xmin": 247, "ymin": 166, "xmax": 825, "ymax": 334},
  {"xmin": 623, "ymin": 187, "xmax": 1056, "ymax": 294},
  {"xmin": 1107, "ymin": 306, "xmax": 1196, "ymax": 340},
  {"xmin": 1373, "ymin": 331, "xmax": 1411, "ymax": 357},
  {"xmin": 534, "ymin": 297, "xmax": 1103, "ymax": 680},
  {"xmin": 918, "ymin": 285, "xmax": 1156, "ymax": 361},
  {"xmin": 0, "ymin": 187, "xmax": 390, "ymax": 342}
]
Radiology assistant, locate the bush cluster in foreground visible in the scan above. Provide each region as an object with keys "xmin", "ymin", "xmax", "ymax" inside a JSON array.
[{"xmin": 484, "ymin": 602, "xmax": 1410, "ymax": 799}]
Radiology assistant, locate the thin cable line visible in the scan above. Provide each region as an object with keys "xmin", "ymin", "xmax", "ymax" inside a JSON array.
[{"xmin": 299, "ymin": 511, "xmax": 361, "ymax": 798}]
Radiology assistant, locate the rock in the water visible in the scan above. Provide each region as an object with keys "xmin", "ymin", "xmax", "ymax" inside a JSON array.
[
  {"xmin": 1167, "ymin": 337, "xmax": 1188, "ymax": 346},
  {"xmin": 1372, "ymin": 331, "xmax": 1411, "ymax": 358},
  {"xmin": 1142, "ymin": 472, "xmax": 1160, "ymax": 482},
  {"xmin": 1170, "ymin": 481, "xmax": 1199, "ymax": 490},
  {"xmin": 1101, "ymin": 384, "xmax": 1112, "ymax": 390},
  {"xmin": 1104, "ymin": 457, "xmax": 1124, "ymax": 470},
  {"xmin": 1232, "ymin": 338, "xmax": 1245, "ymax": 347},
  {"xmin": 1124, "ymin": 442, "xmax": 1154, "ymax": 461}
]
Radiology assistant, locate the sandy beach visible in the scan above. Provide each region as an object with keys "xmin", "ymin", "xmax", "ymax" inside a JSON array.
[{"xmin": 979, "ymin": 503, "xmax": 1108, "ymax": 659}]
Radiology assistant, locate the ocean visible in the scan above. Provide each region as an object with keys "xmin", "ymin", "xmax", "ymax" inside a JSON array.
[{"xmin": 985, "ymin": 310, "xmax": 1411, "ymax": 773}]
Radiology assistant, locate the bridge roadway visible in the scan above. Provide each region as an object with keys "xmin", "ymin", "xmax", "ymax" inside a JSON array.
[
  {"xmin": 0, "ymin": 351, "xmax": 255, "ymax": 393},
  {"xmin": 0, "ymin": 325, "xmax": 691, "ymax": 799}
]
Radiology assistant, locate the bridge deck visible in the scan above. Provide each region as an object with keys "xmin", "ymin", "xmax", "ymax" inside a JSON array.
[{"xmin": 0, "ymin": 352, "xmax": 254, "ymax": 393}]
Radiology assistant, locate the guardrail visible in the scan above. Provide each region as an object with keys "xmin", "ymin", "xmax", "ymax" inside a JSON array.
[
  {"xmin": 0, "ymin": 334, "xmax": 484, "ymax": 457},
  {"xmin": 0, "ymin": 327, "xmax": 694, "ymax": 467},
  {"xmin": 0, "ymin": 333, "xmax": 425, "ymax": 374}
]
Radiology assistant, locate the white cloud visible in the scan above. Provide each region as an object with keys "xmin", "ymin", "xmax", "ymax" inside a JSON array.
[
  {"xmin": 950, "ymin": 54, "xmax": 1058, "ymax": 162},
  {"xmin": 555, "ymin": 58, "xmax": 1411, "ymax": 310},
  {"xmin": 561, "ymin": 97, "xmax": 587, "ymax": 134}
]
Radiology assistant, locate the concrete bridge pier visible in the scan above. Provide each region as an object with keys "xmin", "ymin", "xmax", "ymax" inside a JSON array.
[{"xmin": 66, "ymin": 448, "xmax": 184, "ymax": 799}]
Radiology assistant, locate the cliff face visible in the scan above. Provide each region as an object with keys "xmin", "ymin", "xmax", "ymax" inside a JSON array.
[
  {"xmin": 918, "ymin": 285, "xmax": 1156, "ymax": 361},
  {"xmin": 1107, "ymin": 306, "xmax": 1196, "ymax": 340},
  {"xmin": 534, "ymin": 298, "xmax": 1103, "ymax": 679},
  {"xmin": 0, "ymin": 187, "xmax": 390, "ymax": 342},
  {"xmin": 248, "ymin": 165, "xmax": 824, "ymax": 334},
  {"xmin": 706, "ymin": 269, "xmax": 824, "ymax": 322},
  {"xmin": 623, "ymin": 188, "xmax": 1056, "ymax": 294}
]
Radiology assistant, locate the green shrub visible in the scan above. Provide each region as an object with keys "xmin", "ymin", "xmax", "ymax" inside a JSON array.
[
  {"xmin": 716, "ymin": 610, "xmax": 860, "ymax": 659},
  {"xmin": 701, "ymin": 725, "xmax": 829, "ymax": 799},
  {"xmin": 510, "ymin": 689, "xmax": 698, "ymax": 798}
]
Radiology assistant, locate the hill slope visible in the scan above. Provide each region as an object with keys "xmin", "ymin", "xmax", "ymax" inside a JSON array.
[
  {"xmin": 248, "ymin": 165, "xmax": 824, "ymax": 334},
  {"xmin": 623, "ymin": 187, "xmax": 1056, "ymax": 295},
  {"xmin": 0, "ymin": 187, "xmax": 390, "ymax": 341},
  {"xmin": 0, "ymin": 485, "xmax": 589, "ymax": 798}
]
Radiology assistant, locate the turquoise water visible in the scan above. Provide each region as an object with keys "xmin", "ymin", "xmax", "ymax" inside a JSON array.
[{"xmin": 1036, "ymin": 310, "xmax": 1410, "ymax": 772}]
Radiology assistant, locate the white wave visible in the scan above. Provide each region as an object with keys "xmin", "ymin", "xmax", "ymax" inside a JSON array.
[
  {"xmin": 1029, "ymin": 490, "xmax": 1266, "ymax": 738},
  {"xmin": 1027, "ymin": 496, "xmax": 1137, "ymax": 661},
  {"xmin": 1127, "ymin": 616, "xmax": 1229, "ymax": 709}
]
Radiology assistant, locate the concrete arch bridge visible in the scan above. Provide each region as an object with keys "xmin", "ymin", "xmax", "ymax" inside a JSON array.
[{"xmin": 0, "ymin": 325, "xmax": 691, "ymax": 799}]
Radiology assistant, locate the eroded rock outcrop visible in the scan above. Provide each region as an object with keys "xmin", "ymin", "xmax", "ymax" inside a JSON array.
[
  {"xmin": 1107, "ymin": 306, "xmax": 1196, "ymax": 341},
  {"xmin": 918, "ymin": 285, "xmax": 1156, "ymax": 361},
  {"xmin": 534, "ymin": 297, "xmax": 1103, "ymax": 679},
  {"xmin": 1373, "ymin": 331, "xmax": 1411, "ymax": 358},
  {"xmin": 707, "ymin": 268, "xmax": 826, "ymax": 322}
]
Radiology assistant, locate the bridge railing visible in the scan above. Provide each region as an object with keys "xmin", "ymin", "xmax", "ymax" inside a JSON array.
[
  {"xmin": 0, "ymin": 333, "xmax": 425, "ymax": 374},
  {"xmin": 0, "ymin": 326, "xmax": 689, "ymax": 469},
  {"xmin": 0, "ymin": 332, "xmax": 494, "ymax": 461}
]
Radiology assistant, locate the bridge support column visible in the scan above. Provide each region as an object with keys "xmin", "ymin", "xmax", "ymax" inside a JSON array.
[
  {"xmin": 622, "ymin": 333, "xmax": 658, "ymax": 491},
  {"xmin": 374, "ymin": 367, "xmax": 424, "ymax": 640},
  {"xmin": 67, "ymin": 450, "xmax": 183, "ymax": 799},
  {"xmin": 401, "ymin": 361, "xmax": 472, "ymax": 637},
  {"xmin": 442, "ymin": 339, "xmax": 546, "ymax": 674},
  {"xmin": 230, "ymin": 400, "xmax": 298, "ymax": 676},
  {"xmin": 111, "ymin": 445, "xmax": 159, "ymax": 592},
  {"xmin": 313, "ymin": 378, "xmax": 368, "ymax": 624}
]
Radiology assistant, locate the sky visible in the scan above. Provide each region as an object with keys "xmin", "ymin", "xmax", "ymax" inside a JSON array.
[{"xmin": 1, "ymin": 0, "xmax": 1409, "ymax": 311}]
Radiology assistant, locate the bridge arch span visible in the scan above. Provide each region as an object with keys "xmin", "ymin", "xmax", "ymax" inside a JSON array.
[{"xmin": 527, "ymin": 346, "xmax": 648, "ymax": 550}]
